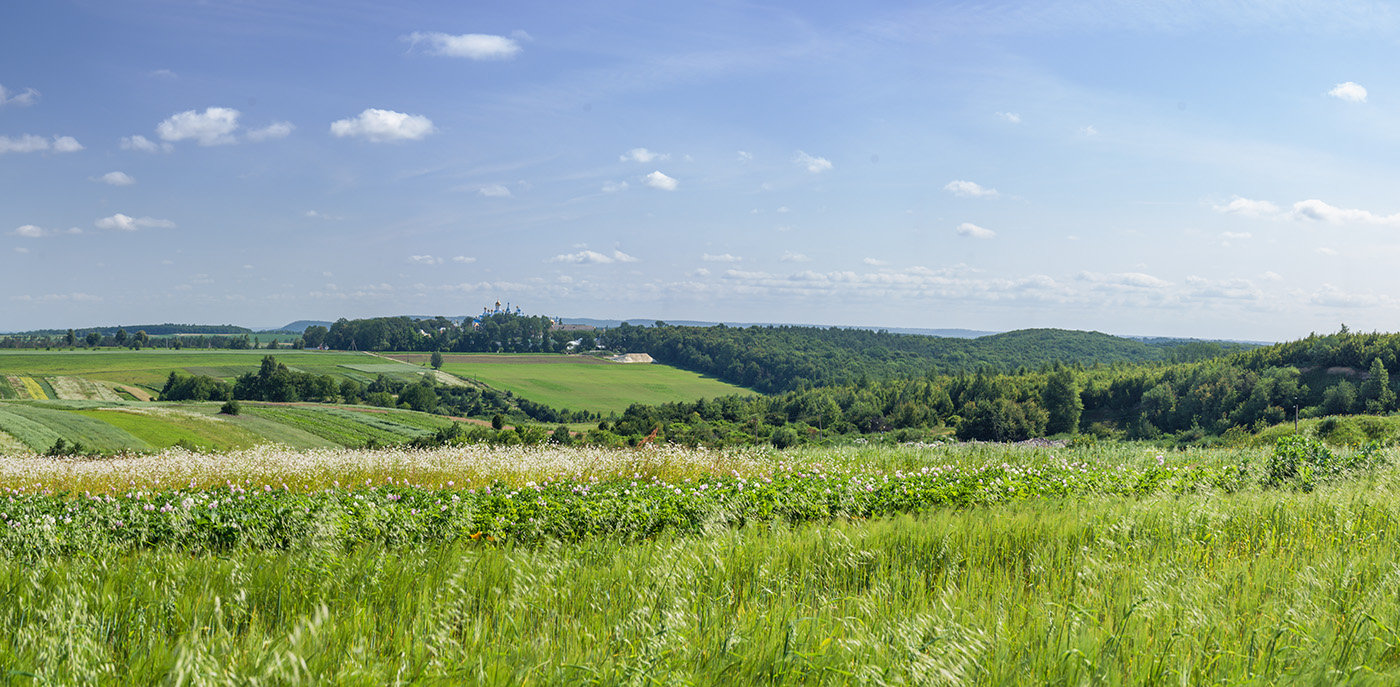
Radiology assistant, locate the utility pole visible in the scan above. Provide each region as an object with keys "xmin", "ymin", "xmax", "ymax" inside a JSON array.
[{"xmin": 1294, "ymin": 400, "xmax": 1299, "ymax": 432}]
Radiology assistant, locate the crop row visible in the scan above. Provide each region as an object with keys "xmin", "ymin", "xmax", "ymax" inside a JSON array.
[
  {"xmin": 240, "ymin": 405, "xmax": 436, "ymax": 445},
  {"xmin": 0, "ymin": 449, "xmax": 1295, "ymax": 558}
]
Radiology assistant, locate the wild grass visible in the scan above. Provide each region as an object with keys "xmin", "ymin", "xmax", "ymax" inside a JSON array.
[
  {"xmin": 0, "ymin": 442, "xmax": 1393, "ymax": 683},
  {"xmin": 5, "ymin": 483, "xmax": 1400, "ymax": 683}
]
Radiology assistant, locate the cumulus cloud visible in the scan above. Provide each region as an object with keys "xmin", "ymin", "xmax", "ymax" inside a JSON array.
[
  {"xmin": 955, "ymin": 222, "xmax": 996, "ymax": 239},
  {"xmin": 121, "ymin": 135, "xmax": 169, "ymax": 153},
  {"xmin": 478, "ymin": 184, "xmax": 512, "ymax": 198},
  {"xmin": 863, "ymin": 257, "xmax": 888, "ymax": 266},
  {"xmin": 1328, "ymin": 81, "xmax": 1367, "ymax": 103},
  {"xmin": 157, "ymin": 107, "xmax": 241, "ymax": 146},
  {"xmin": 452, "ymin": 255, "xmax": 476, "ymax": 264},
  {"xmin": 737, "ymin": 150, "xmax": 753, "ymax": 162},
  {"xmin": 246, "ymin": 121, "xmax": 294, "ymax": 142},
  {"xmin": 780, "ymin": 252, "xmax": 811, "ymax": 263},
  {"xmin": 644, "ymin": 171, "xmax": 678, "ymax": 191},
  {"xmin": 1292, "ymin": 199, "xmax": 1400, "ymax": 225},
  {"xmin": 0, "ymin": 135, "xmax": 82, "ymax": 154},
  {"xmin": 95, "ymin": 214, "xmax": 175, "ymax": 231},
  {"xmin": 13, "ymin": 225, "xmax": 45, "ymax": 238},
  {"xmin": 794, "ymin": 150, "xmax": 832, "ymax": 173},
  {"xmin": 51, "ymin": 136, "xmax": 83, "ymax": 153},
  {"xmin": 93, "ymin": 171, "xmax": 135, "ymax": 186},
  {"xmin": 403, "ymin": 32, "xmax": 522, "ymax": 60},
  {"xmin": 330, "ymin": 108, "xmax": 435, "ymax": 142},
  {"xmin": 620, "ymin": 147, "xmax": 669, "ymax": 163},
  {"xmin": 409, "ymin": 255, "xmax": 443, "ymax": 265},
  {"xmin": 1213, "ymin": 196, "xmax": 1282, "ymax": 218},
  {"xmin": 702, "ymin": 253, "xmax": 742, "ymax": 263},
  {"xmin": 549, "ymin": 249, "xmax": 638, "ymax": 264},
  {"xmin": 943, "ymin": 180, "xmax": 999, "ymax": 198},
  {"xmin": 996, "ymin": 111, "xmax": 1021, "ymax": 123},
  {"xmin": 0, "ymin": 84, "xmax": 39, "ymax": 107},
  {"xmin": 602, "ymin": 180, "xmax": 629, "ymax": 193}
]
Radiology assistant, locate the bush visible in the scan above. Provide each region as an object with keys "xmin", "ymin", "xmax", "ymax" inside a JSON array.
[
  {"xmin": 770, "ymin": 426, "xmax": 800, "ymax": 449},
  {"xmin": 220, "ymin": 399, "xmax": 241, "ymax": 415}
]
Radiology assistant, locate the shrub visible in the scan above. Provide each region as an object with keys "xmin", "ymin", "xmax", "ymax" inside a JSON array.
[{"xmin": 220, "ymin": 399, "xmax": 241, "ymax": 415}]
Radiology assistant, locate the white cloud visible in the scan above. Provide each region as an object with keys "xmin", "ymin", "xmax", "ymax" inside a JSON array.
[
  {"xmin": 943, "ymin": 180, "xmax": 999, "ymax": 198},
  {"xmin": 644, "ymin": 171, "xmax": 678, "ymax": 191},
  {"xmin": 150, "ymin": 69, "xmax": 177, "ymax": 79},
  {"xmin": 478, "ymin": 184, "xmax": 513, "ymax": 198},
  {"xmin": 121, "ymin": 135, "xmax": 169, "ymax": 153},
  {"xmin": 602, "ymin": 180, "xmax": 629, "ymax": 193},
  {"xmin": 157, "ymin": 107, "xmax": 242, "ymax": 146},
  {"xmin": 702, "ymin": 253, "xmax": 742, "ymax": 263},
  {"xmin": 95, "ymin": 214, "xmax": 175, "ymax": 231},
  {"xmin": 955, "ymin": 222, "xmax": 996, "ymax": 239},
  {"xmin": 620, "ymin": 147, "xmax": 669, "ymax": 163},
  {"xmin": 0, "ymin": 84, "xmax": 39, "ymax": 107},
  {"xmin": 794, "ymin": 150, "xmax": 832, "ymax": 173},
  {"xmin": 409, "ymin": 255, "xmax": 443, "ymax": 265},
  {"xmin": 692, "ymin": 268, "xmax": 711, "ymax": 276},
  {"xmin": 93, "ymin": 171, "xmax": 135, "ymax": 186},
  {"xmin": 1328, "ymin": 81, "xmax": 1367, "ymax": 103},
  {"xmin": 403, "ymin": 32, "xmax": 522, "ymax": 60},
  {"xmin": 330, "ymin": 109, "xmax": 435, "ymax": 142},
  {"xmin": 1213, "ymin": 196, "xmax": 1281, "ymax": 218},
  {"xmin": 1220, "ymin": 231, "xmax": 1252, "ymax": 240},
  {"xmin": 0, "ymin": 135, "xmax": 50, "ymax": 154},
  {"xmin": 452, "ymin": 255, "xmax": 476, "ymax": 264},
  {"xmin": 550, "ymin": 249, "xmax": 638, "ymax": 264},
  {"xmin": 13, "ymin": 225, "xmax": 45, "ymax": 238},
  {"xmin": 246, "ymin": 121, "xmax": 294, "ymax": 142},
  {"xmin": 1317, "ymin": 246, "xmax": 1339, "ymax": 256},
  {"xmin": 1261, "ymin": 271, "xmax": 1283, "ymax": 281},
  {"xmin": 1080, "ymin": 125, "xmax": 1099, "ymax": 137},
  {"xmin": 1292, "ymin": 199, "xmax": 1400, "ymax": 226},
  {"xmin": 50, "ymin": 136, "xmax": 83, "ymax": 153},
  {"xmin": 863, "ymin": 257, "xmax": 888, "ymax": 266},
  {"xmin": 304, "ymin": 210, "xmax": 341, "ymax": 220},
  {"xmin": 737, "ymin": 151, "xmax": 753, "ymax": 163},
  {"xmin": 0, "ymin": 135, "xmax": 81, "ymax": 154},
  {"xmin": 780, "ymin": 252, "xmax": 811, "ymax": 263},
  {"xmin": 776, "ymin": 206, "xmax": 791, "ymax": 213},
  {"xmin": 996, "ymin": 111, "xmax": 1021, "ymax": 124},
  {"xmin": 1077, "ymin": 271, "xmax": 1171, "ymax": 289}
]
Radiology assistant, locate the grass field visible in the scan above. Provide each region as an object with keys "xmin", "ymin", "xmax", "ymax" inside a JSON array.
[
  {"xmin": 0, "ymin": 399, "xmax": 458, "ymax": 453},
  {"xmin": 0, "ymin": 349, "xmax": 424, "ymax": 394},
  {"xmin": 0, "ymin": 442, "xmax": 1397, "ymax": 683},
  {"xmin": 430, "ymin": 353, "xmax": 754, "ymax": 415}
]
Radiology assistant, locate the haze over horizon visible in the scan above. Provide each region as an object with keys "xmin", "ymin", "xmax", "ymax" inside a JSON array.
[{"xmin": 4, "ymin": 1, "xmax": 1398, "ymax": 342}]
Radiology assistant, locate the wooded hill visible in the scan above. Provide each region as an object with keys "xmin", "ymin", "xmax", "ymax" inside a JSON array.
[
  {"xmin": 597, "ymin": 328, "xmax": 1400, "ymax": 448},
  {"xmin": 601, "ymin": 322, "xmax": 1255, "ymax": 393}
]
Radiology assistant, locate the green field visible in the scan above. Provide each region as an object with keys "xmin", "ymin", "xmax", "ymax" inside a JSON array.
[
  {"xmin": 0, "ymin": 442, "xmax": 1397, "ymax": 683},
  {"xmin": 0, "ymin": 349, "xmax": 431, "ymax": 395},
  {"xmin": 0, "ymin": 399, "xmax": 455, "ymax": 453},
  {"xmin": 433, "ymin": 354, "xmax": 754, "ymax": 414}
]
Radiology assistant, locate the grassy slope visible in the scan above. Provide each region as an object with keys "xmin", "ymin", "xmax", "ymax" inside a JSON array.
[
  {"xmin": 0, "ymin": 400, "xmax": 456, "ymax": 453},
  {"xmin": 437, "ymin": 355, "xmax": 754, "ymax": 415},
  {"xmin": 0, "ymin": 350, "xmax": 419, "ymax": 392}
]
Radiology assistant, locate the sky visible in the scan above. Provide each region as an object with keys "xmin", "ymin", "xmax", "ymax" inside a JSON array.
[{"xmin": 4, "ymin": 0, "xmax": 1400, "ymax": 341}]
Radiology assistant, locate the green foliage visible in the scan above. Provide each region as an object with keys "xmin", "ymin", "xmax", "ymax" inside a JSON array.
[
  {"xmin": 1267, "ymin": 435, "xmax": 1387, "ymax": 489},
  {"xmin": 430, "ymin": 350, "xmax": 443, "ymax": 369},
  {"xmin": 220, "ymin": 399, "xmax": 240, "ymax": 415}
]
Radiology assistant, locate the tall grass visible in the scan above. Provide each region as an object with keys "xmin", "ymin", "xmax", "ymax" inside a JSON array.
[{"xmin": 5, "ymin": 481, "xmax": 1400, "ymax": 684}]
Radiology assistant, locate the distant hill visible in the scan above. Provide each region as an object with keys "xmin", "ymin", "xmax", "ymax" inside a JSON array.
[
  {"xmin": 602, "ymin": 323, "xmax": 1260, "ymax": 393},
  {"xmin": 264, "ymin": 320, "xmax": 334, "ymax": 334},
  {"xmin": 14, "ymin": 324, "xmax": 251, "ymax": 337},
  {"xmin": 568, "ymin": 317, "xmax": 997, "ymax": 338}
]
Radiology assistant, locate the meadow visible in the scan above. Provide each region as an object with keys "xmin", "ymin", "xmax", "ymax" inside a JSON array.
[
  {"xmin": 423, "ymin": 353, "xmax": 754, "ymax": 415},
  {"xmin": 0, "ymin": 440, "xmax": 1397, "ymax": 683}
]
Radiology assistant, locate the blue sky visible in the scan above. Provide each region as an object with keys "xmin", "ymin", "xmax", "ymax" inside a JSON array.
[{"xmin": 4, "ymin": 0, "xmax": 1400, "ymax": 341}]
